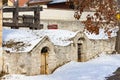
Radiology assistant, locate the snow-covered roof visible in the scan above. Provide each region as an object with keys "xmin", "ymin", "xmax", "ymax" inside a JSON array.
[
  {"xmin": 3, "ymin": 28, "xmax": 77, "ymax": 52},
  {"xmin": 3, "ymin": 26, "xmax": 118, "ymax": 52},
  {"xmin": 49, "ymin": 0, "xmax": 67, "ymax": 4}
]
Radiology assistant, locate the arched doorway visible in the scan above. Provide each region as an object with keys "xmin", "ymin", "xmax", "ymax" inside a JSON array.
[
  {"xmin": 77, "ymin": 43, "xmax": 82, "ymax": 62},
  {"xmin": 77, "ymin": 38, "xmax": 84, "ymax": 62},
  {"xmin": 40, "ymin": 47, "xmax": 49, "ymax": 74}
]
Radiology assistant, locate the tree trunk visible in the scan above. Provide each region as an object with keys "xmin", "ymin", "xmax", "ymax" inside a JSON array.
[
  {"xmin": 115, "ymin": 0, "xmax": 120, "ymax": 53},
  {"xmin": 0, "ymin": 0, "xmax": 3, "ymax": 73},
  {"xmin": 115, "ymin": 23, "xmax": 120, "ymax": 53}
]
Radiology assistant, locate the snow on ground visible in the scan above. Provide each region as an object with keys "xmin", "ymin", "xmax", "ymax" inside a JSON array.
[
  {"xmin": 2, "ymin": 54, "xmax": 120, "ymax": 80},
  {"xmin": 3, "ymin": 28, "xmax": 77, "ymax": 52}
]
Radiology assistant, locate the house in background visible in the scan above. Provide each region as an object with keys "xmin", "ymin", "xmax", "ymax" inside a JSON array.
[
  {"xmin": 28, "ymin": 0, "xmax": 74, "ymax": 9},
  {"xmin": 7, "ymin": 0, "xmax": 14, "ymax": 6},
  {"xmin": 19, "ymin": 0, "xmax": 29, "ymax": 6},
  {"xmin": 47, "ymin": 0, "xmax": 74, "ymax": 9},
  {"xmin": 7, "ymin": 0, "xmax": 29, "ymax": 7},
  {"xmin": 7, "ymin": 0, "xmax": 74, "ymax": 9},
  {"xmin": 28, "ymin": 0, "xmax": 52, "ymax": 6}
]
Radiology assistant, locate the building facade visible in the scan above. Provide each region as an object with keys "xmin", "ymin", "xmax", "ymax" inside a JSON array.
[{"xmin": 2, "ymin": 30, "xmax": 116, "ymax": 75}]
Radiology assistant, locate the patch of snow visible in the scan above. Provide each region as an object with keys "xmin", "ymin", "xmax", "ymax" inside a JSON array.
[
  {"xmin": 84, "ymin": 27, "xmax": 119, "ymax": 39},
  {"xmin": 80, "ymin": 12, "xmax": 95, "ymax": 21},
  {"xmin": 2, "ymin": 54, "xmax": 120, "ymax": 80},
  {"xmin": 3, "ymin": 28, "xmax": 77, "ymax": 52},
  {"xmin": 79, "ymin": 12, "xmax": 108, "ymax": 22}
]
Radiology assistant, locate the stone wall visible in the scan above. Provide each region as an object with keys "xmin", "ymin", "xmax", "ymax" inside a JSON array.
[
  {"xmin": 2, "ymin": 37, "xmax": 78, "ymax": 75},
  {"xmin": 2, "ymin": 33, "xmax": 117, "ymax": 75},
  {"xmin": 41, "ymin": 19, "xmax": 84, "ymax": 31},
  {"xmin": 73, "ymin": 32, "xmax": 116, "ymax": 61},
  {"xmin": 81, "ymin": 35, "xmax": 116, "ymax": 61},
  {"xmin": 3, "ymin": 37, "xmax": 57, "ymax": 75},
  {"xmin": 3, "ymin": 51, "xmax": 31, "ymax": 74},
  {"xmin": 85, "ymin": 37, "xmax": 116, "ymax": 60},
  {"xmin": 30, "ymin": 37, "xmax": 56, "ymax": 75},
  {"xmin": 54, "ymin": 45, "xmax": 77, "ymax": 68}
]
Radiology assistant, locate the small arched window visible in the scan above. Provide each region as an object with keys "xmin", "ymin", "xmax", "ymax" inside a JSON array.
[{"xmin": 41, "ymin": 47, "xmax": 49, "ymax": 53}]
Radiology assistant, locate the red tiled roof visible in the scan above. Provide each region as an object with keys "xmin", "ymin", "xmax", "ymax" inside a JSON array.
[
  {"xmin": 9, "ymin": 0, "xmax": 29, "ymax": 6},
  {"xmin": 19, "ymin": 0, "xmax": 29, "ymax": 6}
]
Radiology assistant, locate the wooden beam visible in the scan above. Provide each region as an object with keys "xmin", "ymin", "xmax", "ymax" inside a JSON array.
[
  {"xmin": 34, "ymin": 6, "xmax": 40, "ymax": 29},
  {"xmin": 3, "ymin": 7, "xmax": 43, "ymax": 12},
  {"xmin": 3, "ymin": 4, "xmax": 43, "ymax": 30},
  {"xmin": 19, "ymin": 7, "xmax": 43, "ymax": 12},
  {"xmin": 3, "ymin": 8, "xmax": 15, "ymax": 12},
  {"xmin": 3, "ymin": 22, "xmax": 43, "ymax": 29},
  {"xmin": 3, "ymin": 22, "xmax": 30, "ymax": 27}
]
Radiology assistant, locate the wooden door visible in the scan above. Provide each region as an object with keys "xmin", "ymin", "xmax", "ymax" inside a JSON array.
[
  {"xmin": 41, "ymin": 52, "xmax": 48, "ymax": 74},
  {"xmin": 78, "ymin": 43, "xmax": 82, "ymax": 62}
]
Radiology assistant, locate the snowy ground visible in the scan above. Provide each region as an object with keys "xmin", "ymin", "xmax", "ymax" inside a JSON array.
[{"xmin": 1, "ymin": 53, "xmax": 120, "ymax": 80}]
